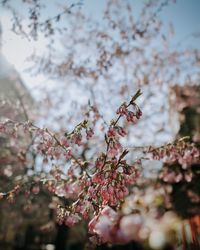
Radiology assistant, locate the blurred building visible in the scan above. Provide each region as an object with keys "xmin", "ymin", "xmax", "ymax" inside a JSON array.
[
  {"xmin": 0, "ymin": 24, "xmax": 33, "ymax": 122},
  {"xmin": 0, "ymin": 24, "xmax": 39, "ymax": 250},
  {"xmin": 169, "ymin": 85, "xmax": 200, "ymax": 142}
]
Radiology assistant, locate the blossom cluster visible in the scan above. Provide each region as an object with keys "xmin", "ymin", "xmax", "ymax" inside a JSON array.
[
  {"xmin": 53, "ymin": 91, "xmax": 143, "ymax": 226},
  {"xmin": 0, "ymin": 91, "xmax": 143, "ymax": 231},
  {"xmin": 148, "ymin": 140, "xmax": 200, "ymax": 184},
  {"xmin": 0, "ymin": 119, "xmax": 94, "ymax": 162}
]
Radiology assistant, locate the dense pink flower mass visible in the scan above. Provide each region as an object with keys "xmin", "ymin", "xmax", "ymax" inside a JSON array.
[{"xmin": 88, "ymin": 206, "xmax": 144, "ymax": 244}]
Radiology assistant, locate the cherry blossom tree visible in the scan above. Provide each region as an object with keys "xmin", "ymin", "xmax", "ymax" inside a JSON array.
[{"xmin": 0, "ymin": 0, "xmax": 200, "ymax": 249}]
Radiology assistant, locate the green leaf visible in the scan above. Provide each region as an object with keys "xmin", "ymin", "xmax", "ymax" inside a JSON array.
[{"xmin": 131, "ymin": 89, "xmax": 142, "ymax": 103}]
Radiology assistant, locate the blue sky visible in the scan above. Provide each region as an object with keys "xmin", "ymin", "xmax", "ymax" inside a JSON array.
[
  {"xmin": 83, "ymin": 0, "xmax": 200, "ymax": 48},
  {"xmin": 1, "ymin": 0, "xmax": 199, "ymax": 90},
  {"xmin": 160, "ymin": 0, "xmax": 200, "ymax": 48},
  {"xmin": 1, "ymin": 0, "xmax": 200, "ymax": 68}
]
